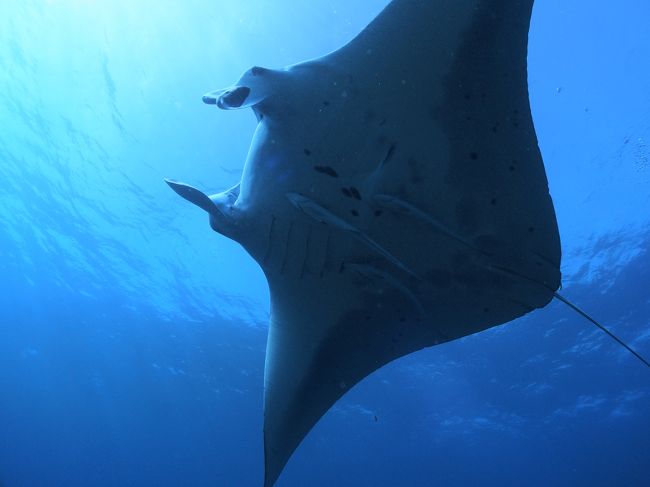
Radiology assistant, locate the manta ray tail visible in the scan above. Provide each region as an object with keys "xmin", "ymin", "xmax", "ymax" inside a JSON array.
[
  {"xmin": 487, "ymin": 264, "xmax": 649, "ymax": 368},
  {"xmin": 554, "ymin": 292, "xmax": 650, "ymax": 368}
]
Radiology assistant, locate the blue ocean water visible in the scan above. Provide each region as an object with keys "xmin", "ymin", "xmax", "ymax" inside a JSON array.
[{"xmin": 1, "ymin": 0, "xmax": 649, "ymax": 486}]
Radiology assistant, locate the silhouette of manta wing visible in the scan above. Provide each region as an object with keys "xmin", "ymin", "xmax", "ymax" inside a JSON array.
[
  {"xmin": 257, "ymin": 1, "xmax": 560, "ymax": 485},
  {"xmin": 167, "ymin": 1, "xmax": 562, "ymax": 485}
]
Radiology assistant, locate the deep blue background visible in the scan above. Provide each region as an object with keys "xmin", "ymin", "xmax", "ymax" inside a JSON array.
[{"xmin": 1, "ymin": 1, "xmax": 649, "ymax": 486}]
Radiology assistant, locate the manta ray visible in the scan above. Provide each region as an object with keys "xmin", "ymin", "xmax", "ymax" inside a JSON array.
[{"xmin": 166, "ymin": 0, "xmax": 649, "ymax": 485}]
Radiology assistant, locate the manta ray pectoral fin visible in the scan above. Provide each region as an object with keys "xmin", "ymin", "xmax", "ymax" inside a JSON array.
[
  {"xmin": 345, "ymin": 262, "xmax": 426, "ymax": 320},
  {"xmin": 373, "ymin": 194, "xmax": 562, "ymax": 302},
  {"xmin": 164, "ymin": 179, "xmax": 240, "ymax": 239}
]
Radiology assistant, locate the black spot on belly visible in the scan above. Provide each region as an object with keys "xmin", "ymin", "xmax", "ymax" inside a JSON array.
[
  {"xmin": 304, "ymin": 149, "xmax": 312, "ymax": 156},
  {"xmin": 314, "ymin": 166, "xmax": 338, "ymax": 178},
  {"xmin": 323, "ymin": 100, "xmax": 330, "ymax": 106},
  {"xmin": 470, "ymin": 152, "xmax": 478, "ymax": 160},
  {"xmin": 350, "ymin": 209, "xmax": 359, "ymax": 217},
  {"xmin": 374, "ymin": 210, "xmax": 383, "ymax": 217},
  {"xmin": 341, "ymin": 187, "xmax": 361, "ymax": 199}
]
